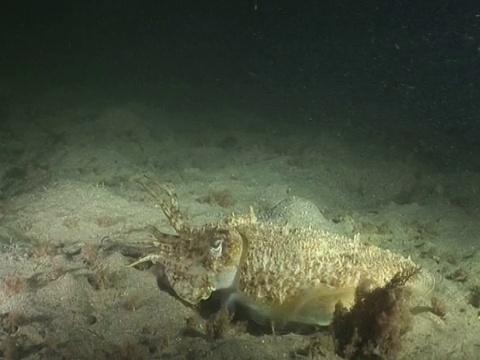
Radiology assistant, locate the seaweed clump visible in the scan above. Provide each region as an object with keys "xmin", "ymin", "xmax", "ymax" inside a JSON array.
[{"xmin": 331, "ymin": 268, "xmax": 419, "ymax": 359}]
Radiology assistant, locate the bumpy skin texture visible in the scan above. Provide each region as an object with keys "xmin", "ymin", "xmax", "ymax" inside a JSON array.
[
  {"xmin": 129, "ymin": 176, "xmax": 244, "ymax": 304},
  {"xmin": 129, "ymin": 176, "xmax": 434, "ymax": 326}
]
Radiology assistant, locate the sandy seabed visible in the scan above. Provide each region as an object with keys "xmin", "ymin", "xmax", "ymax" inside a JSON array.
[{"xmin": 0, "ymin": 101, "xmax": 480, "ymax": 359}]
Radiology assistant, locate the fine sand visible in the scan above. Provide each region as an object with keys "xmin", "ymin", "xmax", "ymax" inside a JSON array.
[{"xmin": 1, "ymin": 100, "xmax": 480, "ymax": 359}]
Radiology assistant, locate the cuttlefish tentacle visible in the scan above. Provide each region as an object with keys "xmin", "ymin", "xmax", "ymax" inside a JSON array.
[
  {"xmin": 124, "ymin": 225, "xmax": 180, "ymax": 244},
  {"xmin": 127, "ymin": 176, "xmax": 243, "ymax": 303},
  {"xmin": 121, "ymin": 224, "xmax": 181, "ymax": 267},
  {"xmin": 127, "ymin": 242, "xmax": 178, "ymax": 268},
  {"xmin": 133, "ymin": 174, "xmax": 189, "ymax": 236}
]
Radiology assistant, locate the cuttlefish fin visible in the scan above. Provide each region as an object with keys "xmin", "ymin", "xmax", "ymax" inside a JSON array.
[{"xmin": 269, "ymin": 286, "xmax": 356, "ymax": 326}]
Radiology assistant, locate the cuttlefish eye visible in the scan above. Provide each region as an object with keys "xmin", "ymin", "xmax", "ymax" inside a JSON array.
[{"xmin": 210, "ymin": 239, "xmax": 224, "ymax": 258}]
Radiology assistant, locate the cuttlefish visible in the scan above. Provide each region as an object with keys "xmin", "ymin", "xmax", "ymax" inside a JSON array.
[{"xmin": 126, "ymin": 175, "xmax": 435, "ymax": 327}]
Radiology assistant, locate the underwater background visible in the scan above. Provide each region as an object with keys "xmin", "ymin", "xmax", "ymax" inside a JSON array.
[{"xmin": 0, "ymin": 0, "xmax": 479, "ymax": 359}]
